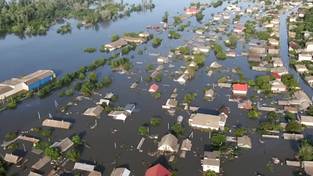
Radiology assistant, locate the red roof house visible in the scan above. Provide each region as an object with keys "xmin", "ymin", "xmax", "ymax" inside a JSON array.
[
  {"xmin": 185, "ymin": 6, "xmax": 199, "ymax": 15},
  {"xmin": 149, "ymin": 83, "xmax": 159, "ymax": 93},
  {"xmin": 272, "ymin": 72, "xmax": 281, "ymax": 80},
  {"xmin": 145, "ymin": 164, "xmax": 171, "ymax": 176},
  {"xmin": 232, "ymin": 83, "xmax": 248, "ymax": 95}
]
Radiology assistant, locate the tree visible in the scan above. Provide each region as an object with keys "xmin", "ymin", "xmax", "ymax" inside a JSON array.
[
  {"xmin": 255, "ymin": 75, "xmax": 274, "ymax": 93},
  {"xmin": 247, "ymin": 108, "xmax": 261, "ymax": 119},
  {"xmin": 183, "ymin": 92, "xmax": 197, "ymax": 105},
  {"xmin": 281, "ymin": 74, "xmax": 299, "ymax": 91},
  {"xmin": 138, "ymin": 126, "xmax": 149, "ymax": 136},
  {"xmin": 111, "ymin": 34, "xmax": 119, "ymax": 42},
  {"xmin": 0, "ymin": 157, "xmax": 8, "ymax": 176},
  {"xmin": 234, "ymin": 128, "xmax": 247, "ymax": 137},
  {"xmin": 150, "ymin": 118, "xmax": 161, "ymax": 127},
  {"xmin": 285, "ymin": 121, "xmax": 303, "ymax": 133},
  {"xmin": 173, "ymin": 16, "xmax": 182, "ymax": 25},
  {"xmin": 151, "ymin": 37, "xmax": 162, "ymax": 47},
  {"xmin": 88, "ymin": 72, "xmax": 97, "ymax": 83},
  {"xmin": 267, "ymin": 112, "xmax": 279, "ymax": 122},
  {"xmin": 205, "ymin": 171, "xmax": 218, "ymax": 176},
  {"xmin": 211, "ymin": 133, "xmax": 226, "ymax": 148},
  {"xmin": 66, "ymin": 149, "xmax": 80, "ymax": 162},
  {"xmin": 299, "ymin": 141, "xmax": 313, "ymax": 161},
  {"xmin": 195, "ymin": 12, "xmax": 204, "ymax": 22},
  {"xmin": 71, "ymin": 135, "xmax": 82, "ymax": 145},
  {"xmin": 168, "ymin": 30, "xmax": 181, "ymax": 39},
  {"xmin": 212, "ymin": 43, "xmax": 226, "ymax": 60},
  {"xmin": 162, "ymin": 11, "xmax": 168, "ymax": 23},
  {"xmin": 44, "ymin": 147, "xmax": 61, "ymax": 160},
  {"xmin": 78, "ymin": 73, "xmax": 86, "ymax": 80},
  {"xmin": 4, "ymin": 132, "xmax": 17, "ymax": 141},
  {"xmin": 171, "ymin": 123, "xmax": 184, "ymax": 137},
  {"xmin": 194, "ymin": 53, "xmax": 205, "ymax": 67}
]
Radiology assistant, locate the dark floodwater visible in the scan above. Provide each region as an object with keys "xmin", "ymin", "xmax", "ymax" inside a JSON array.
[{"xmin": 0, "ymin": 0, "xmax": 311, "ymax": 176}]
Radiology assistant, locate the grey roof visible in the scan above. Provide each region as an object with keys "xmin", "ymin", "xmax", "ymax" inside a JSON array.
[
  {"xmin": 31, "ymin": 156, "xmax": 51, "ymax": 170},
  {"xmin": 110, "ymin": 167, "xmax": 131, "ymax": 176},
  {"xmin": 21, "ymin": 70, "xmax": 54, "ymax": 85},
  {"xmin": 0, "ymin": 85, "xmax": 13, "ymax": 94},
  {"xmin": 74, "ymin": 162, "xmax": 95, "ymax": 172},
  {"xmin": 42, "ymin": 119, "xmax": 71, "ymax": 129},
  {"xmin": 50, "ymin": 137, "xmax": 74, "ymax": 153}
]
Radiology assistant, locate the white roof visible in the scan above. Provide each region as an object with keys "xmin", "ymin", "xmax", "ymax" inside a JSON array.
[{"xmin": 74, "ymin": 162, "xmax": 95, "ymax": 172}]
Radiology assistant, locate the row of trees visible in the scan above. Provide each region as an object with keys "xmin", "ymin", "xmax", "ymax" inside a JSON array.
[{"xmin": 0, "ymin": 0, "xmax": 155, "ymax": 37}]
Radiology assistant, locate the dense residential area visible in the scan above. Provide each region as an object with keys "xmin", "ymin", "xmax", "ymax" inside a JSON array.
[{"xmin": 0, "ymin": 0, "xmax": 313, "ymax": 176}]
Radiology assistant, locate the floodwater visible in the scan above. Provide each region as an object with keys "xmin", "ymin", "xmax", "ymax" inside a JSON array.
[{"xmin": 0, "ymin": 0, "xmax": 311, "ymax": 175}]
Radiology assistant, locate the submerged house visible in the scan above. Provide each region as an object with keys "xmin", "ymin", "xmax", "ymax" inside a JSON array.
[
  {"xmin": 50, "ymin": 137, "xmax": 74, "ymax": 153},
  {"xmin": 158, "ymin": 133, "xmax": 178, "ymax": 153},
  {"xmin": 295, "ymin": 64, "xmax": 308, "ymax": 74},
  {"xmin": 108, "ymin": 111, "xmax": 128, "ymax": 121},
  {"xmin": 149, "ymin": 83, "xmax": 159, "ymax": 93},
  {"xmin": 0, "ymin": 70, "xmax": 55, "ymax": 100},
  {"xmin": 42, "ymin": 119, "xmax": 71, "ymax": 129},
  {"xmin": 83, "ymin": 105, "xmax": 104, "ymax": 118},
  {"xmin": 188, "ymin": 111, "xmax": 227, "ymax": 131},
  {"xmin": 21, "ymin": 70, "xmax": 55, "ymax": 91},
  {"xmin": 202, "ymin": 151, "xmax": 220, "ymax": 173},
  {"xmin": 232, "ymin": 83, "xmax": 248, "ymax": 95},
  {"xmin": 305, "ymin": 76, "xmax": 313, "ymax": 87},
  {"xmin": 0, "ymin": 78, "xmax": 28, "ymax": 100},
  {"xmin": 74, "ymin": 162, "xmax": 96, "ymax": 172},
  {"xmin": 145, "ymin": 164, "xmax": 171, "ymax": 176},
  {"xmin": 180, "ymin": 138, "xmax": 192, "ymax": 151},
  {"xmin": 237, "ymin": 135, "xmax": 252, "ymax": 149},
  {"xmin": 204, "ymin": 89, "xmax": 215, "ymax": 101},
  {"xmin": 271, "ymin": 80, "xmax": 287, "ymax": 93},
  {"xmin": 300, "ymin": 115, "xmax": 313, "ymax": 127},
  {"xmin": 105, "ymin": 39, "xmax": 128, "ymax": 51},
  {"xmin": 4, "ymin": 153, "xmax": 23, "ymax": 164},
  {"xmin": 185, "ymin": 6, "xmax": 199, "ymax": 15},
  {"xmin": 110, "ymin": 167, "xmax": 131, "ymax": 176}
]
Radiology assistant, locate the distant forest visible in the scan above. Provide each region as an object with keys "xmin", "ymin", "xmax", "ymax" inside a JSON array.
[{"xmin": 0, "ymin": 0, "xmax": 154, "ymax": 36}]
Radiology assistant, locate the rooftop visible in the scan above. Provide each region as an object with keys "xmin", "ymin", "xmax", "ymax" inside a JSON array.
[{"xmin": 21, "ymin": 70, "xmax": 55, "ymax": 85}]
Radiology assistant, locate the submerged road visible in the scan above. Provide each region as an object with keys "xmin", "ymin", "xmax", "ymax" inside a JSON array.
[{"xmin": 279, "ymin": 8, "xmax": 313, "ymax": 98}]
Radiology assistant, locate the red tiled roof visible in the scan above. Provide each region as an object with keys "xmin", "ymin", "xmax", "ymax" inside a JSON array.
[
  {"xmin": 149, "ymin": 83, "xmax": 159, "ymax": 93},
  {"xmin": 145, "ymin": 164, "xmax": 171, "ymax": 176},
  {"xmin": 232, "ymin": 83, "xmax": 248, "ymax": 91},
  {"xmin": 185, "ymin": 7, "xmax": 199, "ymax": 14},
  {"xmin": 272, "ymin": 72, "xmax": 281, "ymax": 80}
]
